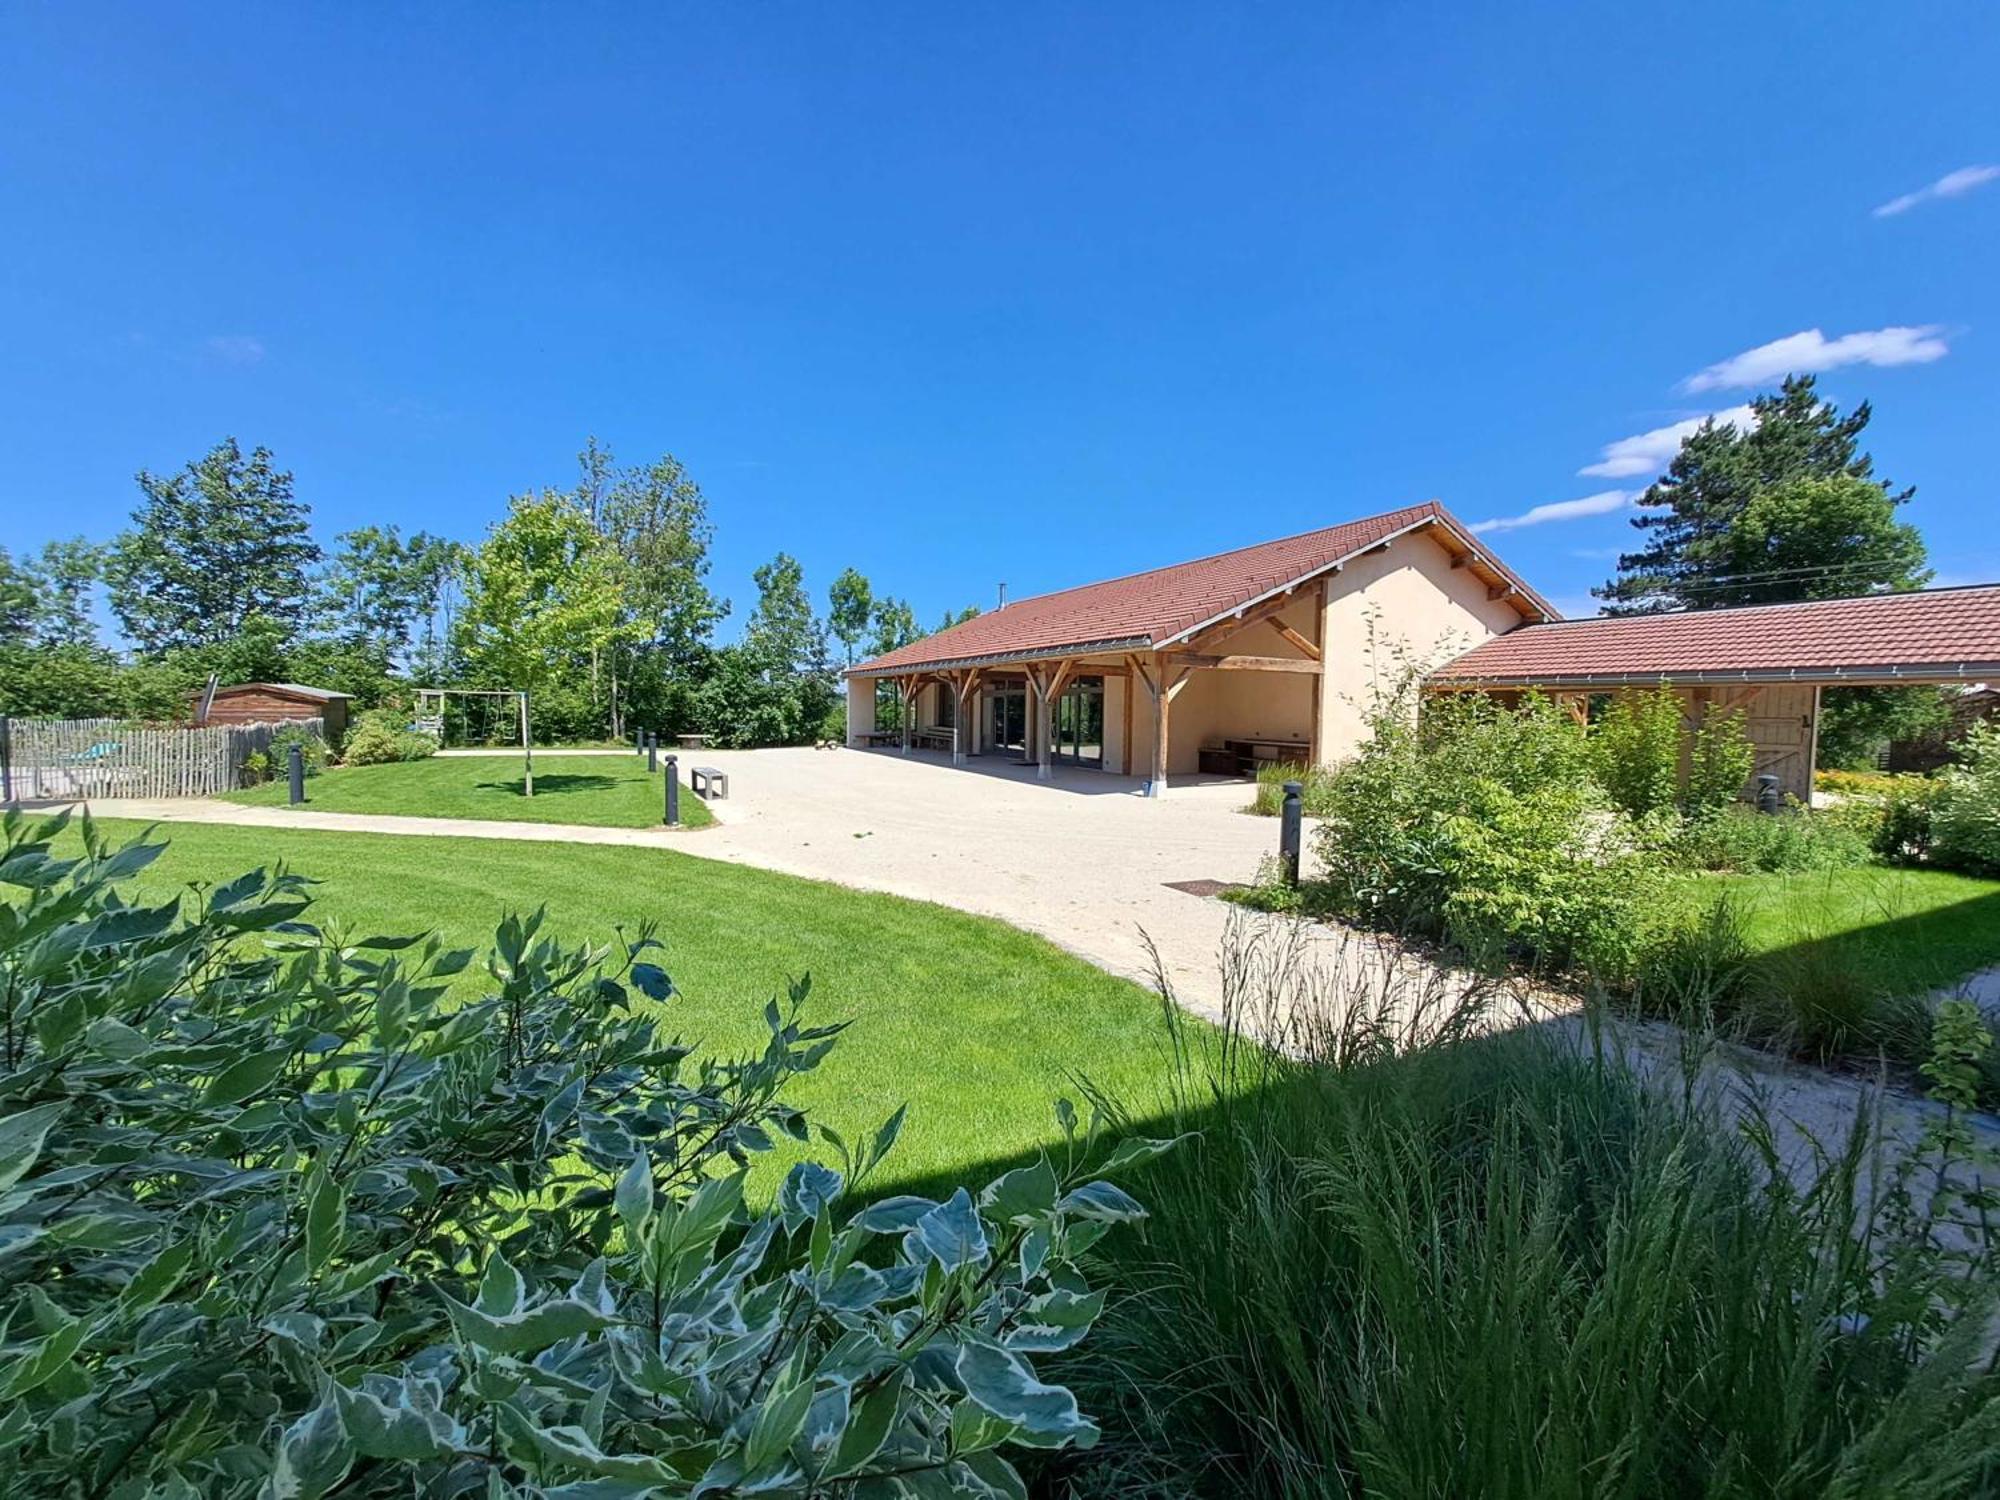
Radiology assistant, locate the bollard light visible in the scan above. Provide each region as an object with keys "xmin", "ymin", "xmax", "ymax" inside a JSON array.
[
  {"xmin": 664, "ymin": 754, "xmax": 680, "ymax": 826},
  {"xmin": 1756, "ymin": 774, "xmax": 1781, "ymax": 815},
  {"xmin": 288, "ymin": 742, "xmax": 306, "ymax": 806},
  {"xmin": 1278, "ymin": 779, "xmax": 1304, "ymax": 886},
  {"xmin": 647, "ymin": 732, "xmax": 658, "ymax": 774}
]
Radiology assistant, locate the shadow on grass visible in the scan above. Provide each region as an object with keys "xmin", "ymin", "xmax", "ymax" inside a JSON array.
[
  {"xmin": 473, "ymin": 774, "xmax": 621, "ymax": 797},
  {"xmin": 1719, "ymin": 876, "xmax": 2000, "ymax": 1091},
  {"xmin": 1741, "ymin": 878, "xmax": 2000, "ymax": 1000}
]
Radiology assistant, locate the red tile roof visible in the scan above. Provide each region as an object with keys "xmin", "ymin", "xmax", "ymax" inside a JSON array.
[
  {"xmin": 1433, "ymin": 585, "xmax": 2000, "ymax": 687},
  {"xmin": 850, "ymin": 502, "xmax": 1552, "ymax": 675}
]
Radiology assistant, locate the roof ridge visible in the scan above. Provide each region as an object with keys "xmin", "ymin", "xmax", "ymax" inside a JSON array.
[
  {"xmin": 1507, "ymin": 581, "xmax": 2000, "ymax": 632},
  {"xmin": 992, "ymin": 500, "xmax": 1441, "ymax": 612}
]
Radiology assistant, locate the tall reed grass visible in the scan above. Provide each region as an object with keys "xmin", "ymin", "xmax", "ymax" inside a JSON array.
[{"xmin": 1054, "ymin": 921, "xmax": 2000, "ymax": 1498}]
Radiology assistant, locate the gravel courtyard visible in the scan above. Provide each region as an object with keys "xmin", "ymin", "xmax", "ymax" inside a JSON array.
[{"xmin": 681, "ymin": 745, "xmax": 1297, "ymax": 1015}]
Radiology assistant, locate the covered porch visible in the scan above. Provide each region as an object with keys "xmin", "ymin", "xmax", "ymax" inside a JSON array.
[{"xmin": 847, "ymin": 589, "xmax": 1328, "ymax": 796}]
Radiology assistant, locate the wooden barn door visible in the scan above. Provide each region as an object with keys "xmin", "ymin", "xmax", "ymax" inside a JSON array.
[{"xmin": 1707, "ymin": 684, "xmax": 1817, "ymax": 803}]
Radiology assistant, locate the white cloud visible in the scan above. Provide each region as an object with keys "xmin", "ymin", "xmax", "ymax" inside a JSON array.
[
  {"xmin": 1682, "ymin": 326, "xmax": 1948, "ymax": 392},
  {"xmin": 203, "ymin": 334, "xmax": 265, "ymax": 366},
  {"xmin": 1580, "ymin": 404, "xmax": 1758, "ymax": 478},
  {"xmin": 1873, "ymin": 164, "xmax": 2000, "ymax": 217},
  {"xmin": 1470, "ymin": 489, "xmax": 1630, "ymax": 535}
]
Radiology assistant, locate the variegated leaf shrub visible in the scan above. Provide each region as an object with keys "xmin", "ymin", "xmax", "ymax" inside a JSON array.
[{"xmin": 0, "ymin": 811, "xmax": 1164, "ymax": 1498}]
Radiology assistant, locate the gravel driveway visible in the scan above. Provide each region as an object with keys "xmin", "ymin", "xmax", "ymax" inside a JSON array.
[{"xmin": 677, "ymin": 746, "xmax": 1296, "ymax": 1015}]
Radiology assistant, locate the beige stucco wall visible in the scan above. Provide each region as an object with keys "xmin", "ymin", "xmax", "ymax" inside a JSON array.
[
  {"xmin": 1317, "ymin": 531, "xmax": 1527, "ymax": 764},
  {"xmin": 845, "ymin": 676, "xmax": 878, "ymax": 744}
]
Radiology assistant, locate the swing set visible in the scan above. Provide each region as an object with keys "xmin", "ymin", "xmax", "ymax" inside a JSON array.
[{"xmin": 413, "ymin": 686, "xmax": 539, "ymax": 796}]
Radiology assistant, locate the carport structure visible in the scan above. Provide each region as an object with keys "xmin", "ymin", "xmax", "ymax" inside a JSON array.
[{"xmin": 1429, "ymin": 584, "xmax": 2000, "ymax": 799}]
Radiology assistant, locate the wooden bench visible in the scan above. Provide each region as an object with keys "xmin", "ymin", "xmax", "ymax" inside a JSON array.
[
  {"xmin": 1198, "ymin": 737, "xmax": 1312, "ymax": 778},
  {"xmin": 690, "ymin": 766, "xmax": 728, "ymax": 799}
]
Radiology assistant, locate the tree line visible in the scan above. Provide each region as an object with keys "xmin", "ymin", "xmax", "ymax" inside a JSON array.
[
  {"xmin": 0, "ymin": 437, "xmax": 979, "ymax": 746},
  {"xmin": 0, "ymin": 376, "xmax": 1952, "ymax": 763}
]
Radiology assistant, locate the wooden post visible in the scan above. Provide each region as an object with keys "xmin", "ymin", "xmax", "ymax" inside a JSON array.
[
  {"xmin": 1120, "ymin": 667, "xmax": 1134, "ymax": 776},
  {"xmin": 1132, "ymin": 655, "xmax": 1193, "ymax": 798},
  {"xmin": 1804, "ymin": 684, "xmax": 1823, "ymax": 803},
  {"xmin": 520, "ymin": 690, "xmax": 534, "ymax": 797},
  {"xmin": 1021, "ymin": 664, "xmax": 1050, "ymax": 779},
  {"xmin": 1308, "ymin": 580, "xmax": 1327, "ymax": 768},
  {"xmin": 953, "ymin": 669, "xmax": 981, "ymax": 765}
]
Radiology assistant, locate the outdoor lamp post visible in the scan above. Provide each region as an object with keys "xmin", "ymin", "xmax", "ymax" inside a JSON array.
[
  {"xmin": 1278, "ymin": 779, "xmax": 1303, "ymax": 886},
  {"xmin": 664, "ymin": 754, "xmax": 680, "ymax": 826}
]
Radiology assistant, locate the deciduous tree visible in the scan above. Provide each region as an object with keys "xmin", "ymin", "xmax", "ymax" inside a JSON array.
[
  {"xmin": 458, "ymin": 493, "xmax": 627, "ymax": 788},
  {"xmin": 828, "ymin": 567, "xmax": 875, "ymax": 666}
]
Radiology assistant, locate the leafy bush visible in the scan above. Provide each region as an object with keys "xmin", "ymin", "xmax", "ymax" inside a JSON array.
[
  {"xmin": 1590, "ymin": 683, "xmax": 1684, "ymax": 818},
  {"xmin": 1931, "ymin": 721, "xmax": 2000, "ymax": 875},
  {"xmin": 1312, "ymin": 690, "xmax": 1658, "ymax": 974},
  {"xmin": 1588, "ymin": 684, "xmax": 1755, "ymax": 818},
  {"xmin": 239, "ymin": 728, "xmax": 328, "ymax": 787},
  {"xmin": 1674, "ymin": 804, "xmax": 1875, "ymax": 873},
  {"xmin": 340, "ymin": 705, "xmax": 440, "ymax": 765},
  {"xmin": 1686, "ymin": 701, "xmax": 1756, "ymax": 814},
  {"xmin": 0, "ymin": 811, "xmax": 1151, "ymax": 1498},
  {"xmin": 1063, "ymin": 971, "xmax": 2000, "ymax": 1498},
  {"xmin": 1874, "ymin": 778, "xmax": 1942, "ymax": 863}
]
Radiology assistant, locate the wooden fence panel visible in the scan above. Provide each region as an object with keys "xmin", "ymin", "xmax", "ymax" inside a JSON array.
[{"xmin": 0, "ymin": 717, "xmax": 324, "ymax": 803}]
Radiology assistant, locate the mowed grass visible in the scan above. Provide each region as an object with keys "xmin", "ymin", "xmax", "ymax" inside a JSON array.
[
  {"xmin": 223, "ymin": 754, "xmax": 714, "ymax": 830},
  {"xmin": 1715, "ymin": 864, "xmax": 2000, "ymax": 998},
  {"xmin": 75, "ymin": 818, "xmax": 1178, "ymax": 1190}
]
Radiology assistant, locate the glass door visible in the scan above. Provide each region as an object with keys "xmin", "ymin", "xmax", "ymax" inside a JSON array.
[
  {"xmin": 986, "ymin": 684, "xmax": 1027, "ymax": 757},
  {"xmin": 1054, "ymin": 676, "xmax": 1105, "ymax": 768}
]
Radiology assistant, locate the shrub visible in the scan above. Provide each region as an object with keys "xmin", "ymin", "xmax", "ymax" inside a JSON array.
[
  {"xmin": 1686, "ymin": 701, "xmax": 1756, "ymax": 814},
  {"xmin": 1875, "ymin": 777, "xmax": 1944, "ymax": 863},
  {"xmin": 1931, "ymin": 721, "xmax": 2000, "ymax": 875},
  {"xmin": 1591, "ymin": 683, "xmax": 1684, "ymax": 818},
  {"xmin": 0, "ymin": 810, "xmax": 1151, "ymax": 1497},
  {"xmin": 340, "ymin": 705, "xmax": 440, "ymax": 765},
  {"xmin": 1312, "ymin": 690, "xmax": 1657, "ymax": 975},
  {"xmin": 1062, "ymin": 968, "xmax": 2000, "ymax": 1498},
  {"xmin": 1249, "ymin": 761, "xmax": 1337, "ymax": 816},
  {"xmin": 1674, "ymin": 803, "xmax": 1875, "ymax": 873},
  {"xmin": 1816, "ymin": 767, "xmax": 1912, "ymax": 797},
  {"xmin": 269, "ymin": 721, "xmax": 328, "ymax": 771}
]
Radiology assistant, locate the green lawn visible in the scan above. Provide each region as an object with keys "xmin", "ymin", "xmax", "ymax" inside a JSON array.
[
  {"xmin": 1714, "ymin": 864, "xmax": 2000, "ymax": 998},
  {"xmin": 223, "ymin": 753, "xmax": 715, "ymax": 830},
  {"xmin": 73, "ymin": 818, "xmax": 1179, "ymax": 1191}
]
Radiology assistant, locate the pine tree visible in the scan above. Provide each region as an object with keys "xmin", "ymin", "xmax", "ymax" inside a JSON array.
[
  {"xmin": 108, "ymin": 439, "xmax": 321, "ymax": 652},
  {"xmin": 1595, "ymin": 376, "xmax": 1919, "ymax": 613}
]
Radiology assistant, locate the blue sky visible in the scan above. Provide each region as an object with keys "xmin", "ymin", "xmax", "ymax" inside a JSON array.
[{"xmin": 2, "ymin": 3, "xmax": 1995, "ymax": 632}]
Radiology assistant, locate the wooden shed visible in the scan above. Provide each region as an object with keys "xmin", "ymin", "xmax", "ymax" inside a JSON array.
[
  {"xmin": 1429, "ymin": 586, "xmax": 2000, "ymax": 802},
  {"xmin": 196, "ymin": 682, "xmax": 352, "ymax": 741}
]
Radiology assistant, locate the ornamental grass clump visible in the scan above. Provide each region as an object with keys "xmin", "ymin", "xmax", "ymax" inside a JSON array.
[
  {"xmin": 1056, "ymin": 928, "xmax": 2000, "ymax": 1499},
  {"xmin": 0, "ymin": 809, "xmax": 1157, "ymax": 1499}
]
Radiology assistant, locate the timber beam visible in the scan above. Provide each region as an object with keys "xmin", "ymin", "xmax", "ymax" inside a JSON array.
[{"xmin": 1163, "ymin": 653, "xmax": 1322, "ymax": 674}]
